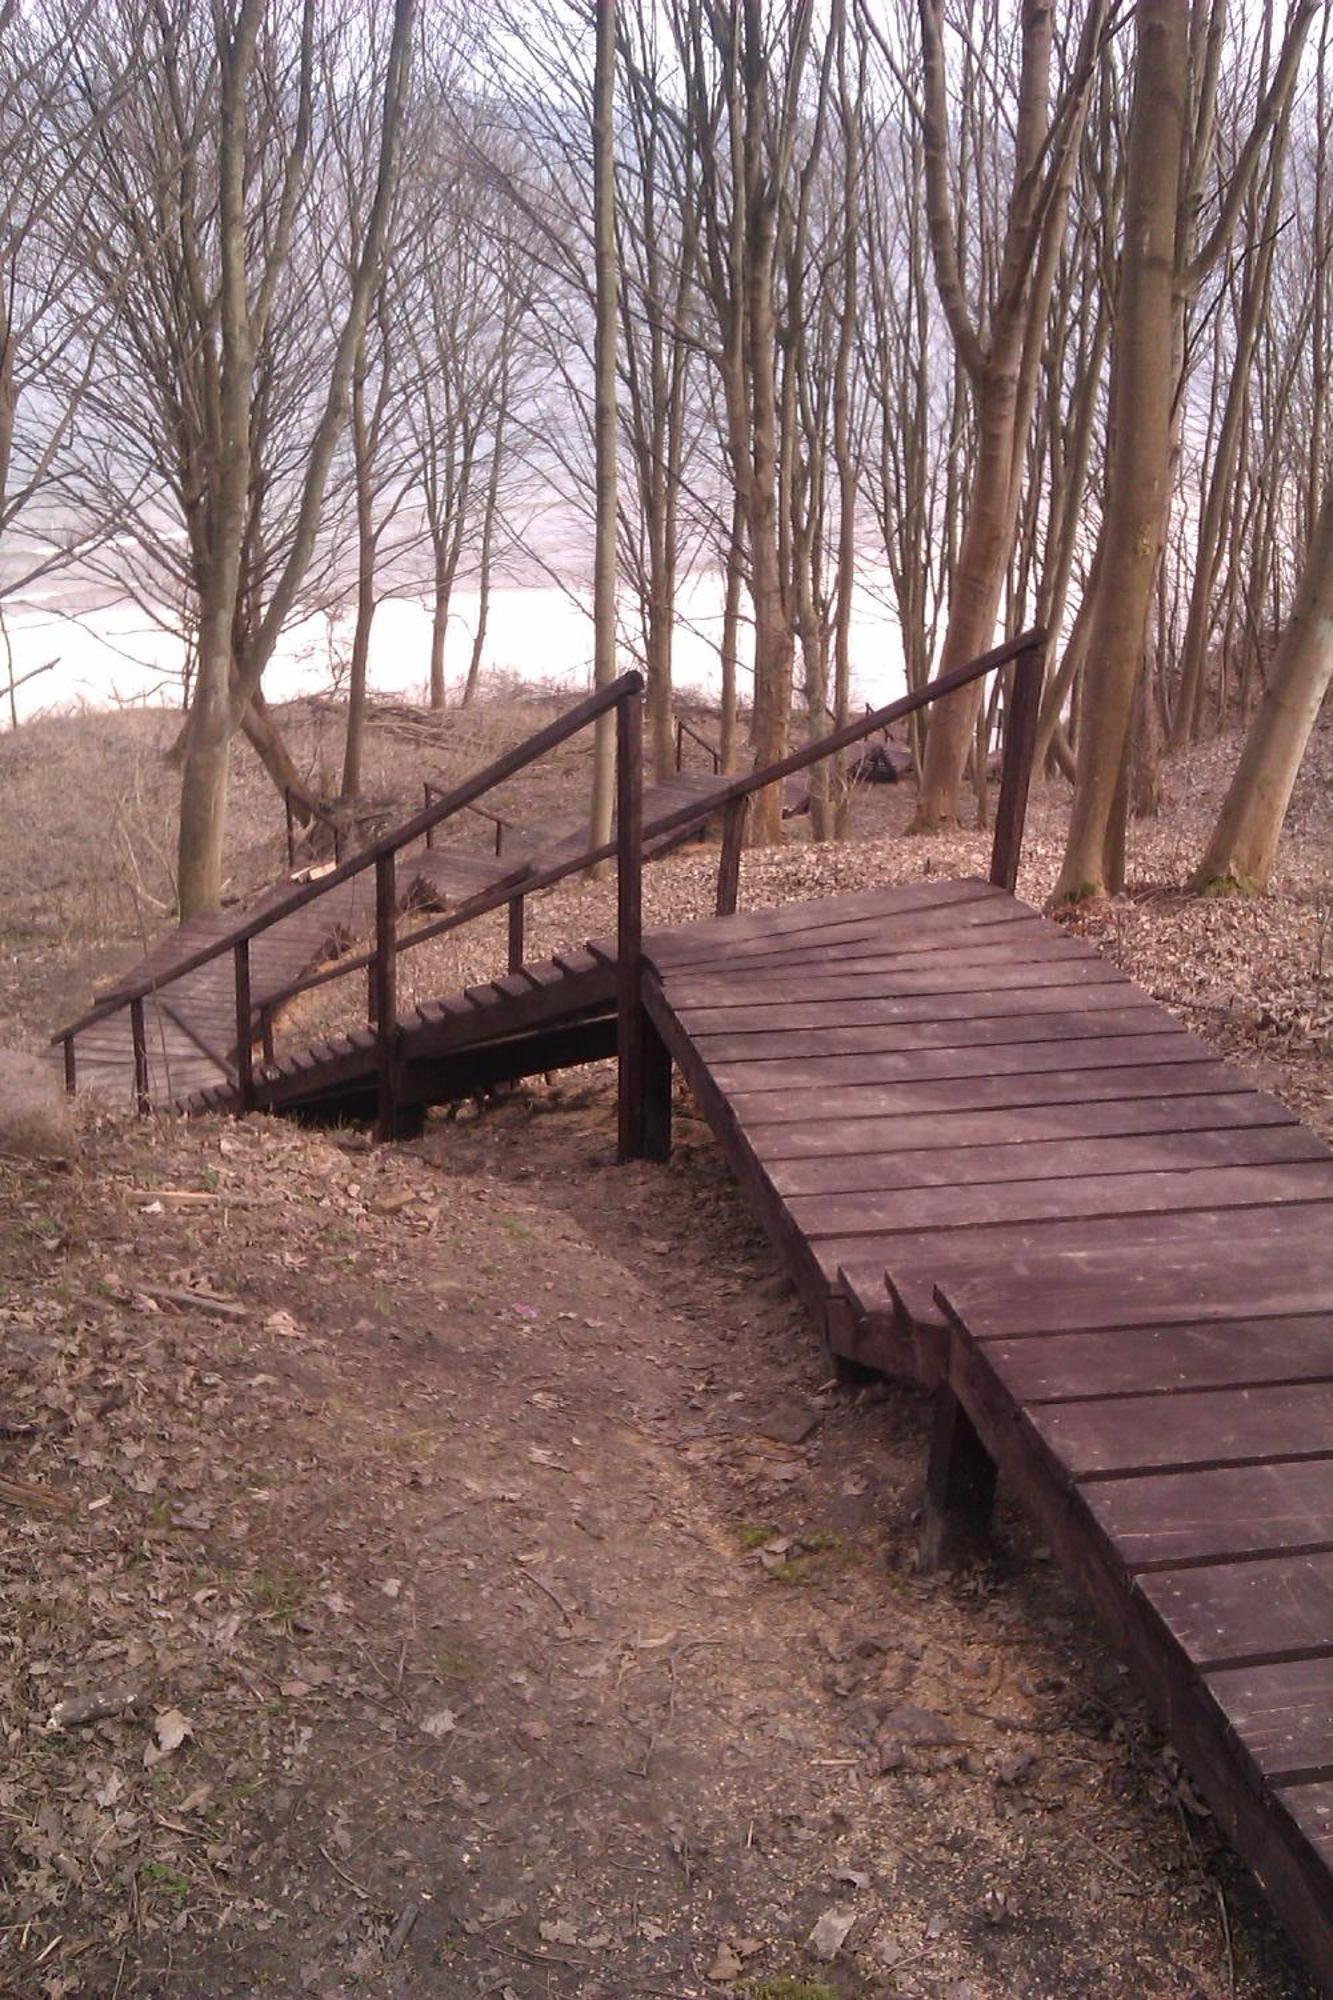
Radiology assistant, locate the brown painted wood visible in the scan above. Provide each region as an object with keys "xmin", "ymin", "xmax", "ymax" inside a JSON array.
[
  {"xmin": 676, "ymin": 974, "xmax": 1139, "ymax": 1036},
  {"xmin": 985, "ymin": 1314, "xmax": 1333, "ymax": 1402},
  {"xmin": 690, "ymin": 997, "xmax": 1157, "ymax": 1062},
  {"xmin": 1082, "ymin": 1459, "xmax": 1333, "ymax": 1572},
  {"xmin": 753, "ymin": 1091, "xmax": 1296, "ymax": 1163},
  {"xmin": 1027, "ymin": 1383, "xmax": 1333, "ymax": 1481},
  {"xmin": 789, "ymin": 1159, "xmax": 1333, "ymax": 1243},
  {"xmin": 930, "ymin": 1233, "xmax": 1333, "ymax": 1337},
  {"xmin": 728, "ymin": 1059, "xmax": 1239, "ymax": 1128},
  {"xmin": 671, "ymin": 957, "xmax": 1129, "ymax": 1016},
  {"xmin": 1139, "ymin": 1554, "xmax": 1333, "ymax": 1672},
  {"xmin": 710, "ymin": 1030, "xmax": 1215, "ymax": 1098},
  {"xmin": 769, "ymin": 1122, "xmax": 1319, "ymax": 1199}
]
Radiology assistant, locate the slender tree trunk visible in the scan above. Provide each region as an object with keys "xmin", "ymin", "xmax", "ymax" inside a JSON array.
[
  {"xmin": 588, "ymin": 0, "xmax": 618, "ymax": 868},
  {"xmin": 176, "ymin": 0, "xmax": 261, "ymax": 917},
  {"xmin": 341, "ymin": 359, "xmax": 376, "ymax": 796},
  {"xmin": 1191, "ymin": 475, "xmax": 1333, "ymax": 892},
  {"xmin": 719, "ymin": 494, "xmax": 743, "ymax": 773},
  {"xmin": 1053, "ymin": 0, "xmax": 1187, "ymax": 905}
]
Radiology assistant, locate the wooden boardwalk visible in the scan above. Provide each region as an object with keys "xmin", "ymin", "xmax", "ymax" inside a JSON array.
[{"xmin": 62, "ymin": 865, "xmax": 1333, "ymax": 1985}]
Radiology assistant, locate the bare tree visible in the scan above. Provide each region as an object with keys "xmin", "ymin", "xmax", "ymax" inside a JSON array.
[{"xmin": 56, "ymin": 0, "xmax": 416, "ymax": 915}]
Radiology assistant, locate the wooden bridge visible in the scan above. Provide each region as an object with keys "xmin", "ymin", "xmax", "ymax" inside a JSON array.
[{"xmin": 51, "ymin": 638, "xmax": 1333, "ymax": 1991}]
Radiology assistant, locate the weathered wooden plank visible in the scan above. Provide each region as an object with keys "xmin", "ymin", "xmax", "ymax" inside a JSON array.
[
  {"xmin": 674, "ymin": 957, "xmax": 1130, "ymax": 1017},
  {"xmin": 790, "ymin": 1159, "xmax": 1333, "ymax": 1242},
  {"xmin": 690, "ymin": 1000, "xmax": 1168, "ymax": 1062},
  {"xmin": 770, "ymin": 1121, "xmax": 1318, "ymax": 1198},
  {"xmin": 1138, "ymin": 1553, "xmax": 1333, "ymax": 1670},
  {"xmin": 984, "ymin": 1313, "xmax": 1333, "ymax": 1401},
  {"xmin": 1084, "ymin": 1460, "xmax": 1333, "ymax": 1572},
  {"xmin": 676, "ymin": 976, "xmax": 1142, "ymax": 1037},
  {"xmin": 654, "ymin": 905, "xmax": 1062, "ymax": 968},
  {"xmin": 711, "ymin": 1030, "xmax": 1219, "ymax": 1099},
  {"xmin": 932, "ymin": 1232, "xmax": 1333, "ymax": 1337},
  {"xmin": 730, "ymin": 1059, "xmax": 1238, "ymax": 1128},
  {"xmin": 645, "ymin": 876, "xmax": 1004, "ymax": 961},
  {"xmin": 1028, "ymin": 1382, "xmax": 1333, "ymax": 1480}
]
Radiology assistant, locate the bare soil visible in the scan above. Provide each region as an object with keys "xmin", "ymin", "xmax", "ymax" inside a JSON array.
[{"xmin": 1, "ymin": 693, "xmax": 1330, "ymax": 1999}]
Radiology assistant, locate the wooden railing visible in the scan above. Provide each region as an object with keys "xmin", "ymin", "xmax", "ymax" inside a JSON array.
[
  {"xmin": 674, "ymin": 712, "xmax": 722, "ymax": 774},
  {"xmin": 55, "ymin": 671, "xmax": 648, "ymax": 1148},
  {"xmin": 54, "ymin": 628, "xmax": 1045, "ymax": 1157},
  {"xmin": 655, "ymin": 626, "xmax": 1046, "ymax": 918}
]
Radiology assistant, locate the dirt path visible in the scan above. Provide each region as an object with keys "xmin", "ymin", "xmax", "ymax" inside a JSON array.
[{"xmin": 0, "ymin": 1082, "xmax": 1315, "ymax": 2000}]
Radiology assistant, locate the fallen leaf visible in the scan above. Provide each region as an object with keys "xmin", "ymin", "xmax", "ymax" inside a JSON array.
[
  {"xmin": 144, "ymin": 1707, "xmax": 194, "ymax": 1768},
  {"xmin": 421, "ymin": 1708, "xmax": 457, "ymax": 1739},
  {"xmin": 807, "ymin": 1906, "xmax": 856, "ymax": 1962},
  {"xmin": 705, "ymin": 1942, "xmax": 743, "ymax": 1983}
]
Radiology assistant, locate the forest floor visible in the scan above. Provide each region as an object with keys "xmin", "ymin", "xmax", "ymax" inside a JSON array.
[{"xmin": 0, "ymin": 691, "xmax": 1330, "ymax": 2000}]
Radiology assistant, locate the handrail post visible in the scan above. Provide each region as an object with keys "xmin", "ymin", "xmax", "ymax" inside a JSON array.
[
  {"xmin": 259, "ymin": 1005, "xmax": 275, "ymax": 1067},
  {"xmin": 507, "ymin": 896, "xmax": 525, "ymax": 974},
  {"xmin": 233, "ymin": 941, "xmax": 254, "ymax": 1113},
  {"xmin": 989, "ymin": 638, "xmax": 1045, "ymax": 893},
  {"xmin": 373, "ymin": 852, "xmax": 398, "ymax": 1142},
  {"xmin": 62, "ymin": 1036, "xmax": 76, "ymax": 1095},
  {"xmin": 616, "ymin": 689, "xmax": 645, "ymax": 1162},
  {"xmin": 674, "ymin": 717, "xmax": 683, "ymax": 771},
  {"xmin": 423, "ymin": 783, "xmax": 434, "ymax": 849},
  {"xmin": 130, "ymin": 1000, "xmax": 149, "ymax": 1116},
  {"xmin": 285, "ymin": 790, "xmax": 296, "ymax": 870},
  {"xmin": 716, "ymin": 795, "xmax": 747, "ymax": 916}
]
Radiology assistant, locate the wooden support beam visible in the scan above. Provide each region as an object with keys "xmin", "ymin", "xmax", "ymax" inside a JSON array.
[{"xmin": 919, "ymin": 1385, "xmax": 999, "ymax": 1573}]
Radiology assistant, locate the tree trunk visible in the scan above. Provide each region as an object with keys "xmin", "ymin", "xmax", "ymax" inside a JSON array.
[
  {"xmin": 1191, "ymin": 475, "xmax": 1333, "ymax": 893},
  {"xmin": 341, "ymin": 359, "xmax": 376, "ymax": 796},
  {"xmin": 1053, "ymin": 0, "xmax": 1187, "ymax": 905},
  {"xmin": 588, "ymin": 0, "xmax": 618, "ymax": 871}
]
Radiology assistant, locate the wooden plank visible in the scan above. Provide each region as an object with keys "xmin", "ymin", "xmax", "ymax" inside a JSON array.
[
  {"xmin": 729, "ymin": 1058, "xmax": 1239, "ymax": 1128},
  {"xmin": 983, "ymin": 1314, "xmax": 1333, "ymax": 1401},
  {"xmin": 1027, "ymin": 1382, "xmax": 1333, "ymax": 1480},
  {"xmin": 710, "ymin": 1030, "xmax": 1217, "ymax": 1099},
  {"xmin": 1280, "ymin": 1783, "xmax": 1333, "ymax": 1867},
  {"xmin": 932, "ymin": 1234, "xmax": 1333, "ymax": 1337},
  {"xmin": 1138, "ymin": 1552, "xmax": 1333, "ymax": 1670},
  {"xmin": 691, "ymin": 999, "xmax": 1168, "ymax": 1062},
  {"xmin": 645, "ymin": 877, "xmax": 1004, "ymax": 961},
  {"xmin": 1084, "ymin": 1460, "xmax": 1333, "ymax": 1572},
  {"xmin": 790, "ymin": 1159, "xmax": 1333, "ymax": 1242},
  {"xmin": 770, "ymin": 1121, "xmax": 1319, "ymax": 1198},
  {"xmin": 672, "ymin": 956, "xmax": 1130, "ymax": 1016},
  {"xmin": 650, "ymin": 904, "xmax": 1056, "ymax": 978},
  {"xmin": 676, "ymin": 976, "xmax": 1140, "ymax": 1037}
]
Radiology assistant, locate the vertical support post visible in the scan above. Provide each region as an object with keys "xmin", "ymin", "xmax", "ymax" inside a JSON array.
[
  {"xmin": 989, "ymin": 637, "xmax": 1045, "ymax": 892},
  {"xmin": 919, "ymin": 1386, "xmax": 998, "ymax": 1572},
  {"xmin": 259, "ymin": 1005, "xmax": 275, "ymax": 1066},
  {"xmin": 233, "ymin": 942, "xmax": 254, "ymax": 1113},
  {"xmin": 674, "ymin": 717, "xmax": 683, "ymax": 771},
  {"xmin": 373, "ymin": 851, "xmax": 398, "ymax": 1143},
  {"xmin": 507, "ymin": 896, "xmax": 525, "ymax": 974},
  {"xmin": 130, "ymin": 1000, "xmax": 150, "ymax": 1116},
  {"xmin": 716, "ymin": 794, "xmax": 746, "ymax": 916},
  {"xmin": 424, "ymin": 784, "xmax": 434, "ymax": 849},
  {"xmin": 62, "ymin": 1036, "xmax": 76, "ymax": 1095},
  {"xmin": 285, "ymin": 791, "xmax": 296, "ymax": 870},
  {"xmin": 616, "ymin": 689, "xmax": 645, "ymax": 1162},
  {"xmin": 641, "ymin": 1005, "xmax": 673, "ymax": 1162}
]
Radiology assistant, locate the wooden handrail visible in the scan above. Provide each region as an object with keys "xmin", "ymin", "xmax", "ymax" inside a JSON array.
[
  {"xmin": 54, "ymin": 670, "xmax": 644, "ymax": 1044},
  {"xmin": 645, "ymin": 630, "xmax": 1045, "ymax": 852}
]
